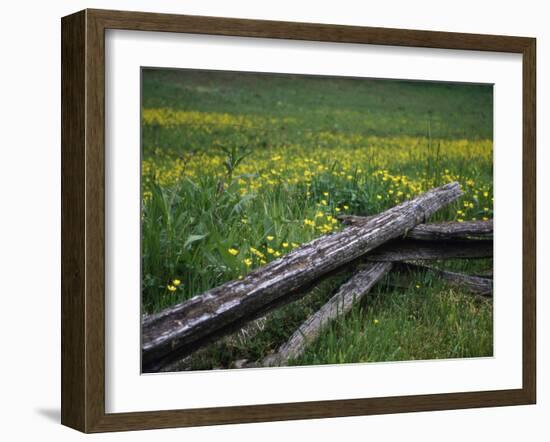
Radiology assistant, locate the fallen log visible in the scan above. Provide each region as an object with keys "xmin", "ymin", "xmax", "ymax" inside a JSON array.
[
  {"xmin": 263, "ymin": 262, "xmax": 393, "ymax": 367},
  {"xmin": 142, "ymin": 182, "xmax": 463, "ymax": 372},
  {"xmin": 365, "ymin": 239, "xmax": 493, "ymax": 261},
  {"xmin": 399, "ymin": 262, "xmax": 493, "ymax": 296},
  {"xmin": 338, "ymin": 217, "xmax": 493, "ymax": 241}
]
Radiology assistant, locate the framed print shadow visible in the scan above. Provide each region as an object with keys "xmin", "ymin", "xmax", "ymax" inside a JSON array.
[{"xmin": 61, "ymin": 9, "xmax": 536, "ymax": 433}]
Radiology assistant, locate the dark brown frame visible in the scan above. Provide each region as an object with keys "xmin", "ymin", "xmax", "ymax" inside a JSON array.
[{"xmin": 61, "ymin": 8, "xmax": 536, "ymax": 433}]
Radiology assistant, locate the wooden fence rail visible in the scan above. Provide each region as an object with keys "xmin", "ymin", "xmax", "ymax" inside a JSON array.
[{"xmin": 142, "ymin": 182, "xmax": 493, "ymax": 372}]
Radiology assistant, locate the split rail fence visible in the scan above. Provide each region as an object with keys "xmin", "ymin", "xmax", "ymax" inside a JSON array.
[{"xmin": 142, "ymin": 182, "xmax": 493, "ymax": 372}]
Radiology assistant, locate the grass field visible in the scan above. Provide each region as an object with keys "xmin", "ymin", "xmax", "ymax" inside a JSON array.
[{"xmin": 141, "ymin": 68, "xmax": 494, "ymax": 370}]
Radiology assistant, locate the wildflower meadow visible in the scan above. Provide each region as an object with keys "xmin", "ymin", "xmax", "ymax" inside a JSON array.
[{"xmin": 141, "ymin": 69, "xmax": 493, "ymax": 370}]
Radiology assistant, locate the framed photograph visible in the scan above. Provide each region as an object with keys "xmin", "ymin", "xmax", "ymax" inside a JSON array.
[{"xmin": 61, "ymin": 9, "xmax": 536, "ymax": 432}]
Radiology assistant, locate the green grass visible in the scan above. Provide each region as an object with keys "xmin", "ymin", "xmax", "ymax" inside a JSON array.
[
  {"xmin": 141, "ymin": 68, "xmax": 493, "ymax": 369},
  {"xmin": 295, "ymin": 268, "xmax": 493, "ymax": 366}
]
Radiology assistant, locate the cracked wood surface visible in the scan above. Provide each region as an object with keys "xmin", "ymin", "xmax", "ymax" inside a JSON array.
[
  {"xmin": 263, "ymin": 262, "xmax": 392, "ymax": 367},
  {"xmin": 156, "ymin": 262, "xmax": 360, "ymax": 372},
  {"xmin": 365, "ymin": 239, "xmax": 493, "ymax": 261},
  {"xmin": 338, "ymin": 217, "xmax": 493, "ymax": 241},
  {"xmin": 142, "ymin": 182, "xmax": 463, "ymax": 371},
  {"xmin": 149, "ymin": 260, "xmax": 363, "ymax": 372}
]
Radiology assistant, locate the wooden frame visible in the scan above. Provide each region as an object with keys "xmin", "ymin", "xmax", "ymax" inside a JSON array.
[{"xmin": 61, "ymin": 8, "xmax": 536, "ymax": 433}]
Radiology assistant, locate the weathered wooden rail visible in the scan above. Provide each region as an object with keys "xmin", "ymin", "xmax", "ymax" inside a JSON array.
[
  {"xmin": 339, "ymin": 217, "xmax": 493, "ymax": 240},
  {"xmin": 142, "ymin": 182, "xmax": 493, "ymax": 372},
  {"xmin": 365, "ymin": 239, "xmax": 493, "ymax": 261},
  {"xmin": 263, "ymin": 262, "xmax": 393, "ymax": 367}
]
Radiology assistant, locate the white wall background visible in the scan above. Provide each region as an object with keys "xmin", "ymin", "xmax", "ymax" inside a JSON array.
[{"xmin": 0, "ymin": 0, "xmax": 547, "ymax": 440}]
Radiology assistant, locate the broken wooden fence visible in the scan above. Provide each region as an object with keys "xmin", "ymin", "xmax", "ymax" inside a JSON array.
[{"xmin": 142, "ymin": 182, "xmax": 493, "ymax": 372}]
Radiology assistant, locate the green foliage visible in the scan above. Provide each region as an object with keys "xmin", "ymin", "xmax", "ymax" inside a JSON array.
[{"xmin": 219, "ymin": 144, "xmax": 251, "ymax": 182}]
